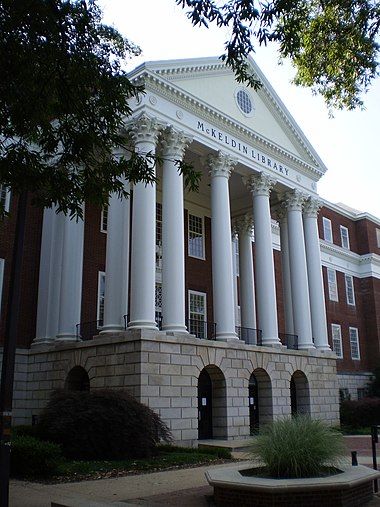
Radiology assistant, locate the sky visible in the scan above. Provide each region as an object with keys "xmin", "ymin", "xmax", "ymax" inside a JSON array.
[{"xmin": 100, "ymin": 0, "xmax": 380, "ymax": 218}]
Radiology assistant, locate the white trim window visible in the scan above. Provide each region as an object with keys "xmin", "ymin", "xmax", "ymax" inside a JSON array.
[
  {"xmin": 188, "ymin": 214, "xmax": 205, "ymax": 259},
  {"xmin": 327, "ymin": 268, "xmax": 338, "ymax": 302},
  {"xmin": 0, "ymin": 185, "xmax": 10, "ymax": 213},
  {"xmin": 345, "ymin": 274, "xmax": 356, "ymax": 306},
  {"xmin": 377, "ymin": 228, "xmax": 380, "ymax": 248},
  {"xmin": 0, "ymin": 258, "xmax": 4, "ymax": 320},
  {"xmin": 100, "ymin": 206, "xmax": 108, "ymax": 233},
  {"xmin": 188, "ymin": 290, "xmax": 207, "ymax": 339},
  {"xmin": 349, "ymin": 327, "xmax": 360, "ymax": 360},
  {"xmin": 331, "ymin": 324, "xmax": 343, "ymax": 358},
  {"xmin": 323, "ymin": 217, "xmax": 333, "ymax": 243},
  {"xmin": 340, "ymin": 225, "xmax": 350, "ymax": 250},
  {"xmin": 97, "ymin": 271, "xmax": 106, "ymax": 327}
]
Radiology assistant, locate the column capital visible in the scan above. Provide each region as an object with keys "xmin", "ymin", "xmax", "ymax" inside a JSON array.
[
  {"xmin": 303, "ymin": 196, "xmax": 323, "ymax": 217},
  {"xmin": 283, "ymin": 189, "xmax": 307, "ymax": 212},
  {"xmin": 232, "ymin": 213, "xmax": 254, "ymax": 236},
  {"xmin": 129, "ymin": 114, "xmax": 161, "ymax": 147},
  {"xmin": 244, "ymin": 172, "xmax": 276, "ymax": 196},
  {"xmin": 208, "ymin": 151, "xmax": 237, "ymax": 178},
  {"xmin": 160, "ymin": 126, "xmax": 192, "ymax": 159}
]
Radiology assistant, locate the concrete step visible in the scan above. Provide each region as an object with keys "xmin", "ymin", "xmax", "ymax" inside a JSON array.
[{"xmin": 198, "ymin": 438, "xmax": 254, "ymax": 453}]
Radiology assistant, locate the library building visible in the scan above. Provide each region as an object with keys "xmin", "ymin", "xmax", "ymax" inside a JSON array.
[{"xmin": 1, "ymin": 57, "xmax": 379, "ymax": 444}]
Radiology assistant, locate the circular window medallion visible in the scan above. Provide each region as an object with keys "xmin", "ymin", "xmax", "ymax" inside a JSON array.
[{"xmin": 235, "ymin": 88, "xmax": 254, "ymax": 117}]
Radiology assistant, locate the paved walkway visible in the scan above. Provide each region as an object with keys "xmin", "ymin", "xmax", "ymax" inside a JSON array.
[{"xmin": 9, "ymin": 436, "xmax": 380, "ymax": 507}]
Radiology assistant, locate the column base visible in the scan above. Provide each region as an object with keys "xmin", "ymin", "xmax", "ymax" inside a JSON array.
[
  {"xmin": 100, "ymin": 325, "xmax": 125, "ymax": 334},
  {"xmin": 216, "ymin": 332, "xmax": 239, "ymax": 342},
  {"xmin": 262, "ymin": 337, "xmax": 282, "ymax": 348},
  {"xmin": 298, "ymin": 343, "xmax": 316, "ymax": 350},
  {"xmin": 31, "ymin": 337, "xmax": 55, "ymax": 348},
  {"xmin": 128, "ymin": 320, "xmax": 158, "ymax": 331},
  {"xmin": 316, "ymin": 345, "xmax": 332, "ymax": 352},
  {"xmin": 55, "ymin": 334, "xmax": 78, "ymax": 342},
  {"xmin": 162, "ymin": 324, "xmax": 189, "ymax": 334}
]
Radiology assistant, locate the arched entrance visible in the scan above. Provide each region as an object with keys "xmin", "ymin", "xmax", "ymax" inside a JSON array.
[
  {"xmin": 249, "ymin": 373, "xmax": 259, "ymax": 434},
  {"xmin": 65, "ymin": 366, "xmax": 90, "ymax": 391},
  {"xmin": 249, "ymin": 368, "xmax": 273, "ymax": 431},
  {"xmin": 198, "ymin": 366, "xmax": 227, "ymax": 440},
  {"xmin": 290, "ymin": 370, "xmax": 310, "ymax": 416}
]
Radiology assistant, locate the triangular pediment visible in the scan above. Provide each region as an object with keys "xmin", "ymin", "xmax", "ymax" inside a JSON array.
[{"xmin": 138, "ymin": 57, "xmax": 326, "ymax": 174}]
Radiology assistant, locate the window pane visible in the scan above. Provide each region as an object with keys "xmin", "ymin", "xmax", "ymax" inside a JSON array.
[
  {"xmin": 323, "ymin": 218, "xmax": 332, "ymax": 243},
  {"xmin": 101, "ymin": 206, "xmax": 108, "ymax": 232},
  {"xmin": 345, "ymin": 275, "xmax": 355, "ymax": 305},
  {"xmin": 188, "ymin": 214, "xmax": 204, "ymax": 258},
  {"xmin": 189, "ymin": 291, "xmax": 206, "ymax": 339},
  {"xmin": 340, "ymin": 226, "xmax": 350, "ymax": 249},
  {"xmin": 97, "ymin": 272, "xmax": 106, "ymax": 326},
  {"xmin": 349, "ymin": 327, "xmax": 360, "ymax": 360},
  {"xmin": 332, "ymin": 324, "xmax": 343, "ymax": 358},
  {"xmin": 327, "ymin": 268, "xmax": 338, "ymax": 301}
]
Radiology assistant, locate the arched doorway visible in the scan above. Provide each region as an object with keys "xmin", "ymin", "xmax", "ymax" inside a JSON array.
[
  {"xmin": 249, "ymin": 373, "xmax": 259, "ymax": 434},
  {"xmin": 290, "ymin": 370, "xmax": 310, "ymax": 416},
  {"xmin": 249, "ymin": 368, "xmax": 273, "ymax": 431},
  {"xmin": 198, "ymin": 366, "xmax": 227, "ymax": 440},
  {"xmin": 65, "ymin": 366, "xmax": 90, "ymax": 391}
]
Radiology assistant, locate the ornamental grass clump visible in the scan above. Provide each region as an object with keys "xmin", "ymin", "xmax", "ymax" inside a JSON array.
[{"xmin": 250, "ymin": 415, "xmax": 347, "ymax": 478}]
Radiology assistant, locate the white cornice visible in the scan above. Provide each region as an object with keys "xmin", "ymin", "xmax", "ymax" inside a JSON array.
[
  {"xmin": 322, "ymin": 198, "xmax": 380, "ymax": 227},
  {"xmin": 320, "ymin": 239, "xmax": 380, "ymax": 279}
]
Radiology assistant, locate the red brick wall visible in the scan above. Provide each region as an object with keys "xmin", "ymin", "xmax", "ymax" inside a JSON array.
[
  {"xmin": 184, "ymin": 210, "xmax": 214, "ymax": 327},
  {"xmin": 318, "ymin": 207, "xmax": 360, "ymax": 252},
  {"xmin": 323, "ymin": 267, "xmax": 370, "ymax": 372},
  {"xmin": 0, "ymin": 194, "xmax": 43, "ymax": 348},
  {"xmin": 359, "ymin": 277, "xmax": 380, "ymax": 371},
  {"xmin": 80, "ymin": 204, "xmax": 106, "ymax": 325}
]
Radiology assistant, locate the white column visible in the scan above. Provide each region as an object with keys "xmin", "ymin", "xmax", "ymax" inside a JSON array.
[
  {"xmin": 208, "ymin": 152, "xmax": 238, "ymax": 341},
  {"xmin": 34, "ymin": 207, "xmax": 64, "ymax": 345},
  {"xmin": 234, "ymin": 214, "xmax": 257, "ymax": 336},
  {"xmin": 101, "ymin": 170, "xmax": 130, "ymax": 333},
  {"xmin": 128, "ymin": 115, "xmax": 160, "ymax": 329},
  {"xmin": 160, "ymin": 127, "xmax": 192, "ymax": 333},
  {"xmin": 274, "ymin": 207, "xmax": 294, "ymax": 335},
  {"xmin": 56, "ymin": 214, "xmax": 84, "ymax": 341},
  {"xmin": 284, "ymin": 190, "xmax": 314, "ymax": 349},
  {"xmin": 303, "ymin": 197, "xmax": 330, "ymax": 350},
  {"xmin": 245, "ymin": 173, "xmax": 280, "ymax": 346}
]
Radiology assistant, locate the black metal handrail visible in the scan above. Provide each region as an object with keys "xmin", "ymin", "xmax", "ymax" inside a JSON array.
[
  {"xmin": 279, "ymin": 333, "xmax": 299, "ymax": 350},
  {"xmin": 76, "ymin": 320, "xmax": 102, "ymax": 341},
  {"xmin": 236, "ymin": 326, "xmax": 263, "ymax": 345},
  {"xmin": 187, "ymin": 318, "xmax": 216, "ymax": 340}
]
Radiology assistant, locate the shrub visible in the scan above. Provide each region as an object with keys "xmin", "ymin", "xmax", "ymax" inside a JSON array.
[
  {"xmin": 37, "ymin": 389, "xmax": 172, "ymax": 460},
  {"xmin": 340, "ymin": 397, "xmax": 380, "ymax": 428},
  {"xmin": 250, "ymin": 415, "xmax": 347, "ymax": 478},
  {"xmin": 11, "ymin": 435, "xmax": 62, "ymax": 477},
  {"xmin": 12, "ymin": 424, "xmax": 39, "ymax": 438}
]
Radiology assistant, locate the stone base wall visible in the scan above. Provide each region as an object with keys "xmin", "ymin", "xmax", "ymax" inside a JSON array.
[
  {"xmin": 337, "ymin": 372, "xmax": 372, "ymax": 400},
  {"xmin": 2, "ymin": 330, "xmax": 340, "ymax": 443}
]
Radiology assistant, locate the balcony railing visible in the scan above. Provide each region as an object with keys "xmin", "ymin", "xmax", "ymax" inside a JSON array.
[
  {"xmin": 236, "ymin": 326, "xmax": 263, "ymax": 346},
  {"xmin": 279, "ymin": 333, "xmax": 299, "ymax": 350},
  {"xmin": 76, "ymin": 320, "xmax": 102, "ymax": 341},
  {"xmin": 187, "ymin": 318, "xmax": 216, "ymax": 340}
]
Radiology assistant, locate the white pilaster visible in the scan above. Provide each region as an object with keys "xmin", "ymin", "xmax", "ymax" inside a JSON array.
[
  {"xmin": 56, "ymin": 214, "xmax": 84, "ymax": 341},
  {"xmin": 303, "ymin": 197, "xmax": 330, "ymax": 350},
  {"xmin": 245, "ymin": 173, "xmax": 280, "ymax": 346},
  {"xmin": 160, "ymin": 127, "xmax": 192, "ymax": 333},
  {"xmin": 233, "ymin": 214, "xmax": 257, "ymax": 339},
  {"xmin": 128, "ymin": 114, "xmax": 160, "ymax": 329},
  {"xmin": 284, "ymin": 190, "xmax": 314, "ymax": 349},
  {"xmin": 101, "ymin": 168, "xmax": 130, "ymax": 333},
  {"xmin": 274, "ymin": 207, "xmax": 294, "ymax": 336},
  {"xmin": 208, "ymin": 152, "xmax": 238, "ymax": 341},
  {"xmin": 34, "ymin": 207, "xmax": 64, "ymax": 345}
]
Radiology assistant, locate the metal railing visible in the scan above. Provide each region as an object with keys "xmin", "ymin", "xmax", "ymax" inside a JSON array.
[
  {"xmin": 187, "ymin": 318, "xmax": 216, "ymax": 340},
  {"xmin": 279, "ymin": 333, "xmax": 299, "ymax": 350},
  {"xmin": 236, "ymin": 326, "xmax": 263, "ymax": 346},
  {"xmin": 76, "ymin": 320, "xmax": 102, "ymax": 341}
]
